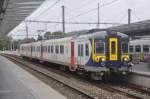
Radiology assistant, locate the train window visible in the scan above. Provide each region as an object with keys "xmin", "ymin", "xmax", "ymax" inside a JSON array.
[
  {"xmin": 32, "ymin": 46, "xmax": 33, "ymax": 52},
  {"xmin": 45, "ymin": 46, "xmax": 47, "ymax": 53},
  {"xmin": 32, "ymin": 46, "xmax": 34, "ymax": 52},
  {"xmin": 111, "ymin": 41, "xmax": 116, "ymax": 54},
  {"xmin": 60, "ymin": 45, "xmax": 64, "ymax": 54},
  {"xmin": 51, "ymin": 45, "xmax": 53, "ymax": 53},
  {"xmin": 129, "ymin": 45, "xmax": 134, "ymax": 52},
  {"xmin": 34, "ymin": 46, "xmax": 35, "ymax": 52},
  {"xmin": 143, "ymin": 45, "xmax": 149, "ymax": 52},
  {"xmin": 46, "ymin": 46, "xmax": 48, "ymax": 53},
  {"xmin": 122, "ymin": 43, "xmax": 128, "ymax": 53},
  {"xmin": 135, "ymin": 45, "xmax": 141, "ymax": 52},
  {"xmin": 37, "ymin": 47, "xmax": 39, "ymax": 52},
  {"xmin": 95, "ymin": 42, "xmax": 104, "ymax": 54},
  {"xmin": 78, "ymin": 44, "xmax": 80, "ymax": 56},
  {"xmin": 85, "ymin": 43, "xmax": 89, "ymax": 56},
  {"xmin": 43, "ymin": 46, "xmax": 45, "ymax": 52},
  {"xmin": 38, "ymin": 46, "xmax": 40, "ymax": 52},
  {"xmin": 21, "ymin": 47, "xmax": 23, "ymax": 51},
  {"xmin": 39, "ymin": 46, "xmax": 41, "ymax": 52},
  {"xmin": 47, "ymin": 46, "xmax": 48, "ymax": 52},
  {"xmin": 81, "ymin": 44, "xmax": 83, "ymax": 57},
  {"xmin": 44, "ymin": 46, "xmax": 46, "ymax": 52},
  {"xmin": 48, "ymin": 46, "xmax": 51, "ymax": 53},
  {"xmin": 55, "ymin": 45, "xmax": 59, "ymax": 54}
]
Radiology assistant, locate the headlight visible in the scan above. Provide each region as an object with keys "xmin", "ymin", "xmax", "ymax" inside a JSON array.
[
  {"xmin": 123, "ymin": 57, "xmax": 128, "ymax": 61},
  {"xmin": 101, "ymin": 58, "xmax": 105, "ymax": 61},
  {"xmin": 122, "ymin": 71, "xmax": 126, "ymax": 75},
  {"xmin": 100, "ymin": 72, "xmax": 104, "ymax": 76}
]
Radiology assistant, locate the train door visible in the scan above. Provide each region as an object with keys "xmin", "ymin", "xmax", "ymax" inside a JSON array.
[
  {"xmin": 40, "ymin": 44, "xmax": 44, "ymax": 61},
  {"xmin": 109, "ymin": 38, "xmax": 119, "ymax": 61},
  {"xmin": 85, "ymin": 43, "xmax": 89, "ymax": 63},
  {"xmin": 77, "ymin": 43, "xmax": 84, "ymax": 66},
  {"xmin": 70, "ymin": 42, "xmax": 76, "ymax": 71},
  {"xmin": 30, "ymin": 45, "xmax": 32, "ymax": 58},
  {"xmin": 77, "ymin": 43, "xmax": 81, "ymax": 66}
]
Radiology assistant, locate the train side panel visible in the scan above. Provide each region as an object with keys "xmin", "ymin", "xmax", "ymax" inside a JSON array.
[{"xmin": 41, "ymin": 37, "xmax": 72, "ymax": 66}]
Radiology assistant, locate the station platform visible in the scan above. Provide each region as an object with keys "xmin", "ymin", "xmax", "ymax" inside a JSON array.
[
  {"xmin": 1, "ymin": 51, "xmax": 20, "ymax": 56},
  {"xmin": 132, "ymin": 62, "xmax": 150, "ymax": 76},
  {"xmin": 0, "ymin": 55, "xmax": 66, "ymax": 99}
]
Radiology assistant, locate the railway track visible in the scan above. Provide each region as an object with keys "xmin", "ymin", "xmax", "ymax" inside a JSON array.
[{"xmin": 2, "ymin": 53, "xmax": 150, "ymax": 99}]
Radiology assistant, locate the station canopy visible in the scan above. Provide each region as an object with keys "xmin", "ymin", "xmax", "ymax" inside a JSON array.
[
  {"xmin": 0, "ymin": 0, "xmax": 45, "ymax": 36},
  {"xmin": 107, "ymin": 19, "xmax": 150, "ymax": 36},
  {"xmin": 68, "ymin": 19, "xmax": 150, "ymax": 37}
]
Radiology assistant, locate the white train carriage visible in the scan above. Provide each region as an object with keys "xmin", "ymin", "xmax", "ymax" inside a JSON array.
[
  {"xmin": 130, "ymin": 39, "xmax": 150, "ymax": 61},
  {"xmin": 31, "ymin": 42, "xmax": 42, "ymax": 59},
  {"xmin": 42, "ymin": 37, "xmax": 72, "ymax": 66},
  {"xmin": 20, "ymin": 31, "xmax": 132, "ymax": 80},
  {"xmin": 20, "ymin": 43, "xmax": 32, "ymax": 57}
]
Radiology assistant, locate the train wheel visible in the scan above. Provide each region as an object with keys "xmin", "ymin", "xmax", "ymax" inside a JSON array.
[
  {"xmin": 59, "ymin": 65, "xmax": 67, "ymax": 71},
  {"xmin": 102, "ymin": 73, "xmax": 111, "ymax": 82},
  {"xmin": 69, "ymin": 65, "xmax": 77, "ymax": 71},
  {"xmin": 90, "ymin": 72, "xmax": 103, "ymax": 80},
  {"xmin": 40, "ymin": 60, "xmax": 44, "ymax": 63},
  {"xmin": 76, "ymin": 69, "xmax": 84, "ymax": 76}
]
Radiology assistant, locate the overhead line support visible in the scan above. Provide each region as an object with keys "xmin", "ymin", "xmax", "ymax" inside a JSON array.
[
  {"xmin": 128, "ymin": 9, "xmax": 131, "ymax": 25},
  {"xmin": 62, "ymin": 5, "xmax": 65, "ymax": 33},
  {"xmin": 97, "ymin": 2, "xmax": 100, "ymax": 28}
]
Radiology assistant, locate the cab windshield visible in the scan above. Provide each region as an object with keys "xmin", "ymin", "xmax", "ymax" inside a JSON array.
[
  {"xmin": 95, "ymin": 42, "xmax": 105, "ymax": 54},
  {"xmin": 122, "ymin": 43, "xmax": 128, "ymax": 53}
]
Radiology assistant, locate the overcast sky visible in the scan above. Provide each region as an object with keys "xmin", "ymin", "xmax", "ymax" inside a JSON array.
[{"xmin": 9, "ymin": 0, "xmax": 150, "ymax": 39}]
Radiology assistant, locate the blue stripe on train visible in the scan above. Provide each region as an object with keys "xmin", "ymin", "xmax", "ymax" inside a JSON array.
[{"xmin": 86, "ymin": 58, "xmax": 122, "ymax": 67}]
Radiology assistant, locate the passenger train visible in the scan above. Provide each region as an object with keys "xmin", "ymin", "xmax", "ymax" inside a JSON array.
[
  {"xmin": 130, "ymin": 38, "xmax": 150, "ymax": 62},
  {"xmin": 20, "ymin": 30, "xmax": 132, "ymax": 80}
]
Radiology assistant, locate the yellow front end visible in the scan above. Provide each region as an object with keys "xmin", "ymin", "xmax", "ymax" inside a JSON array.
[{"xmin": 92, "ymin": 38, "xmax": 106, "ymax": 62}]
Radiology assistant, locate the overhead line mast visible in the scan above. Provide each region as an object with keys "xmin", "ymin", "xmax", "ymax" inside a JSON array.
[
  {"xmin": 25, "ymin": 22, "xmax": 28, "ymax": 39},
  {"xmin": 62, "ymin": 5, "xmax": 65, "ymax": 33},
  {"xmin": 97, "ymin": 2, "xmax": 100, "ymax": 28},
  {"xmin": 128, "ymin": 9, "xmax": 131, "ymax": 25}
]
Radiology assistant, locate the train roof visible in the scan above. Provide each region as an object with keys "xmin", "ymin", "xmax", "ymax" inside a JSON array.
[
  {"xmin": 130, "ymin": 39, "xmax": 150, "ymax": 45},
  {"xmin": 20, "ymin": 41, "xmax": 41, "ymax": 46},
  {"xmin": 77, "ymin": 31, "xmax": 128, "ymax": 39},
  {"xmin": 43, "ymin": 37, "xmax": 73, "ymax": 43},
  {"xmin": 20, "ymin": 31, "xmax": 129, "ymax": 46},
  {"xmin": 20, "ymin": 43, "xmax": 31, "ymax": 46},
  {"xmin": 42, "ymin": 31, "xmax": 128, "ymax": 41}
]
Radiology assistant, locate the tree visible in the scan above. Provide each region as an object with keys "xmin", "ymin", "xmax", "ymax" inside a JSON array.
[
  {"xmin": 52, "ymin": 31, "xmax": 65, "ymax": 36},
  {"xmin": 0, "ymin": 36, "xmax": 12, "ymax": 51},
  {"xmin": 44, "ymin": 32, "xmax": 51, "ymax": 40},
  {"xmin": 43, "ymin": 31, "xmax": 65, "ymax": 40},
  {"xmin": 10, "ymin": 38, "xmax": 36, "ymax": 51},
  {"xmin": 37, "ymin": 35, "xmax": 43, "ymax": 41}
]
